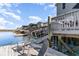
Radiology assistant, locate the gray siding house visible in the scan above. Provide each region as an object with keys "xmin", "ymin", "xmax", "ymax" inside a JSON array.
[
  {"xmin": 56, "ymin": 3, "xmax": 79, "ymax": 16},
  {"xmin": 49, "ymin": 3, "xmax": 79, "ymax": 56},
  {"xmin": 50, "ymin": 3, "xmax": 79, "ymax": 35}
]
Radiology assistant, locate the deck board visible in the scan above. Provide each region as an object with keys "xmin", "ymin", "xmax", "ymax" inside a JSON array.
[{"xmin": 44, "ymin": 48, "xmax": 67, "ymax": 56}]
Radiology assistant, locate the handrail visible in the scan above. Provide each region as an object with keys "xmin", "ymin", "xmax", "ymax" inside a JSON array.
[
  {"xmin": 51, "ymin": 9, "xmax": 79, "ymax": 20},
  {"xmin": 49, "ymin": 8, "xmax": 79, "ymax": 36}
]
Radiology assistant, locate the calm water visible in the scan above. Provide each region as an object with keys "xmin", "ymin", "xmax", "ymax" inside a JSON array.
[
  {"xmin": 0, "ymin": 32, "xmax": 23, "ymax": 46},
  {"xmin": 1, "ymin": 32, "xmax": 79, "ymax": 56},
  {"xmin": 0, "ymin": 32, "xmax": 38, "ymax": 47}
]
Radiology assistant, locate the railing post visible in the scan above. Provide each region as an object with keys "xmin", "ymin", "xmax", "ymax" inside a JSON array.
[{"xmin": 48, "ymin": 16, "xmax": 52, "ymax": 47}]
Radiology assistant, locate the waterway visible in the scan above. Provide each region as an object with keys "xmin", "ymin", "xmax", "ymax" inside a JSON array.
[
  {"xmin": 0, "ymin": 32, "xmax": 23, "ymax": 46},
  {"xmin": 1, "ymin": 32, "xmax": 79, "ymax": 56}
]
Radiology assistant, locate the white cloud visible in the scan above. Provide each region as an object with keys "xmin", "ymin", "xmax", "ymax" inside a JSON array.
[
  {"xmin": 28, "ymin": 16, "xmax": 42, "ymax": 24},
  {"xmin": 48, "ymin": 3, "xmax": 56, "ymax": 8},
  {"xmin": 0, "ymin": 18, "xmax": 14, "ymax": 25},
  {"xmin": 0, "ymin": 3, "xmax": 21, "ymax": 21},
  {"xmin": 44, "ymin": 6, "xmax": 47, "ymax": 11},
  {"xmin": 0, "ymin": 26, "xmax": 6, "ymax": 29},
  {"xmin": 0, "ymin": 3, "xmax": 19, "ymax": 8},
  {"xmin": 12, "ymin": 3, "xmax": 19, "ymax": 7},
  {"xmin": 17, "ymin": 9, "xmax": 21, "ymax": 14},
  {"xmin": 0, "ymin": 3, "xmax": 21, "ymax": 29},
  {"xmin": 4, "ymin": 11, "xmax": 21, "ymax": 20},
  {"xmin": 2, "ymin": 3, "xmax": 12, "ymax": 7},
  {"xmin": 14, "ymin": 25, "xmax": 22, "ymax": 29},
  {"xmin": 0, "ymin": 18, "xmax": 14, "ymax": 29},
  {"xmin": 28, "ymin": 16, "xmax": 42, "ymax": 21},
  {"xmin": 44, "ymin": 3, "xmax": 56, "ymax": 10},
  {"xmin": 44, "ymin": 19, "xmax": 47, "ymax": 22},
  {"xmin": 28, "ymin": 16, "xmax": 47, "ymax": 24},
  {"xmin": 35, "ymin": 3, "xmax": 56, "ymax": 11},
  {"xmin": 0, "ymin": 3, "xmax": 12, "ymax": 8},
  {"xmin": 35, "ymin": 3, "xmax": 46, "ymax": 6},
  {"xmin": 39, "ymin": 3, "xmax": 45, "ymax": 5}
]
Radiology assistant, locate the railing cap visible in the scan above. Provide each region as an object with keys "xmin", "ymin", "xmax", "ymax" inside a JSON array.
[{"xmin": 51, "ymin": 9, "xmax": 79, "ymax": 20}]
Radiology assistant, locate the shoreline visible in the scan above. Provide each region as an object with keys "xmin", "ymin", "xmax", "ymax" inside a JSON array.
[
  {"xmin": 0, "ymin": 42, "xmax": 38, "ymax": 56},
  {"xmin": 0, "ymin": 44, "xmax": 18, "ymax": 56}
]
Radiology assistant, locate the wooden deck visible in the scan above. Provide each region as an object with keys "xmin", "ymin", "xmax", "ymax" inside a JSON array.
[
  {"xmin": 0, "ymin": 44, "xmax": 38, "ymax": 56},
  {"xmin": 0, "ymin": 45, "xmax": 18, "ymax": 56},
  {"xmin": 53, "ymin": 32, "xmax": 79, "ymax": 38},
  {"xmin": 44, "ymin": 48, "xmax": 67, "ymax": 56}
]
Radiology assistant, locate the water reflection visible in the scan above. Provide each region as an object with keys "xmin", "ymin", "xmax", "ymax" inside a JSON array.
[{"xmin": 0, "ymin": 32, "xmax": 23, "ymax": 46}]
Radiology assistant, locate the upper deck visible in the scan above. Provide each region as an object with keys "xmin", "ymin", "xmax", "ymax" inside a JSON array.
[{"xmin": 50, "ymin": 10, "xmax": 79, "ymax": 36}]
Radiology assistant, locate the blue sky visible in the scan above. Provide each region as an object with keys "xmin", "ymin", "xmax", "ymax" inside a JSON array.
[{"xmin": 0, "ymin": 3, "xmax": 56, "ymax": 29}]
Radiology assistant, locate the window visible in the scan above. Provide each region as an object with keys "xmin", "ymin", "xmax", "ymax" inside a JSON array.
[
  {"xmin": 68, "ymin": 23, "xmax": 70, "ymax": 27},
  {"xmin": 62, "ymin": 3, "xmax": 66, "ymax": 9},
  {"xmin": 73, "ymin": 3, "xmax": 79, "ymax": 9},
  {"xmin": 70, "ymin": 21, "xmax": 74, "ymax": 27},
  {"xmin": 62, "ymin": 21, "xmax": 64, "ymax": 27},
  {"xmin": 76, "ymin": 20, "xmax": 78, "ymax": 26},
  {"xmin": 70, "ymin": 21, "xmax": 72, "ymax": 27}
]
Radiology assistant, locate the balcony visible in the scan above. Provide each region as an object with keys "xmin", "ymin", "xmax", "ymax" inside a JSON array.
[{"xmin": 50, "ymin": 10, "xmax": 79, "ymax": 35}]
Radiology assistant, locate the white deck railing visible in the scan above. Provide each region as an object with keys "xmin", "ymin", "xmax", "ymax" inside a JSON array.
[{"xmin": 51, "ymin": 10, "xmax": 79, "ymax": 35}]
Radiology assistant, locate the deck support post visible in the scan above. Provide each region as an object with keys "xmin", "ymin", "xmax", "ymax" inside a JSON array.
[
  {"xmin": 48, "ymin": 16, "xmax": 52, "ymax": 47},
  {"xmin": 58, "ymin": 35, "xmax": 74, "ymax": 54},
  {"xmin": 58, "ymin": 36, "xmax": 62, "ymax": 52},
  {"xmin": 53, "ymin": 36, "xmax": 55, "ymax": 49}
]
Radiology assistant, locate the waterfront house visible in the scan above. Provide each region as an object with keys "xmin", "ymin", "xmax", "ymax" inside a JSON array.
[
  {"xmin": 42, "ymin": 22, "xmax": 48, "ymax": 27},
  {"xmin": 21, "ymin": 25, "xmax": 28, "ymax": 30},
  {"xmin": 49, "ymin": 3, "xmax": 79, "ymax": 55},
  {"xmin": 51, "ymin": 3, "xmax": 79, "ymax": 34},
  {"xmin": 37, "ymin": 22, "xmax": 44, "ymax": 28},
  {"xmin": 56, "ymin": 3, "xmax": 79, "ymax": 16}
]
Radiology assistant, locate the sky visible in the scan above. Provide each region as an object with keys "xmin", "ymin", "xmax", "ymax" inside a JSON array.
[{"xmin": 0, "ymin": 3, "xmax": 56, "ymax": 29}]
